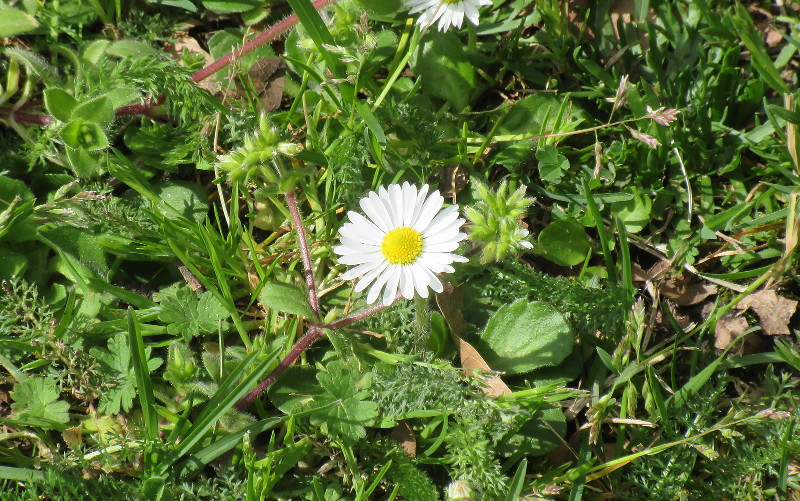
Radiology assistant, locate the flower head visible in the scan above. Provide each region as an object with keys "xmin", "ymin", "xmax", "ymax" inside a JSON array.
[
  {"xmin": 404, "ymin": 0, "xmax": 493, "ymax": 32},
  {"xmin": 335, "ymin": 183, "xmax": 468, "ymax": 306}
]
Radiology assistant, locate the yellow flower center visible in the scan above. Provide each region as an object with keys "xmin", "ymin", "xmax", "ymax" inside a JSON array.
[{"xmin": 381, "ymin": 226, "xmax": 423, "ymax": 264}]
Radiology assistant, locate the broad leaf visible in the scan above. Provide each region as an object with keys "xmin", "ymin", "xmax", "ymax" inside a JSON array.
[
  {"xmin": 412, "ymin": 31, "xmax": 475, "ymax": 111},
  {"xmin": 538, "ymin": 219, "xmax": 591, "ymax": 267},
  {"xmin": 478, "ymin": 300, "xmax": 573, "ymax": 375},
  {"xmin": 259, "ymin": 282, "xmax": 315, "ymax": 318}
]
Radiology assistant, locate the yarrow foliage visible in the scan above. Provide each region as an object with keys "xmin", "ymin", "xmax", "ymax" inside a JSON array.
[
  {"xmin": 404, "ymin": 0, "xmax": 493, "ymax": 32},
  {"xmin": 334, "ymin": 182, "xmax": 467, "ymax": 305}
]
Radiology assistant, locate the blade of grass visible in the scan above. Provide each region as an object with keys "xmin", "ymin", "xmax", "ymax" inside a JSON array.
[
  {"xmin": 156, "ymin": 348, "xmax": 280, "ymax": 475},
  {"xmin": 286, "ymin": 0, "xmax": 345, "ymax": 79},
  {"xmin": 582, "ymin": 180, "xmax": 618, "ymax": 283},
  {"xmin": 127, "ymin": 308, "xmax": 159, "ymax": 443}
]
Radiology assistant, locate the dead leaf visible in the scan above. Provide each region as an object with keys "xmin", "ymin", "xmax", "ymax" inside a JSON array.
[
  {"xmin": 662, "ymin": 282, "xmax": 717, "ymax": 306},
  {"xmin": 714, "ymin": 313, "xmax": 749, "ymax": 350},
  {"xmin": 62, "ymin": 424, "xmax": 83, "ymax": 450},
  {"xmin": 436, "ymin": 284, "xmax": 511, "ymax": 397},
  {"xmin": 389, "ymin": 420, "xmax": 416, "ymax": 457},
  {"xmin": 735, "ymin": 289, "xmax": 798, "ymax": 335}
]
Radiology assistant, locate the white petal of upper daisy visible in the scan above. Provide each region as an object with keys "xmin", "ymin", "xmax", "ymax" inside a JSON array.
[
  {"xmin": 382, "ymin": 266, "xmax": 402, "ymax": 305},
  {"xmin": 338, "ymin": 236, "xmax": 380, "ymax": 253},
  {"xmin": 400, "ymin": 266, "xmax": 415, "ymax": 299},
  {"xmin": 354, "ymin": 260, "xmax": 389, "ymax": 291},
  {"xmin": 423, "ymin": 267, "xmax": 444, "ymax": 293},
  {"xmin": 520, "ymin": 240, "xmax": 533, "ymax": 249},
  {"xmin": 388, "ymin": 184, "xmax": 404, "ymax": 226},
  {"xmin": 367, "ymin": 263, "xmax": 395, "ymax": 304},
  {"xmin": 402, "ymin": 182, "xmax": 417, "ymax": 226},
  {"xmin": 361, "ymin": 193, "xmax": 392, "ymax": 232},
  {"xmin": 410, "ymin": 263, "xmax": 430, "ymax": 298},
  {"xmin": 464, "ymin": 2, "xmax": 479, "ymax": 25},
  {"xmin": 412, "ymin": 190, "xmax": 444, "ymax": 232},
  {"xmin": 425, "ymin": 227, "xmax": 465, "ymax": 246},
  {"xmin": 410, "ymin": 184, "xmax": 430, "ymax": 223},
  {"xmin": 422, "ymin": 205, "xmax": 461, "ymax": 235},
  {"xmin": 338, "ymin": 251, "xmax": 380, "ymax": 266},
  {"xmin": 342, "ymin": 258, "xmax": 384, "ymax": 282}
]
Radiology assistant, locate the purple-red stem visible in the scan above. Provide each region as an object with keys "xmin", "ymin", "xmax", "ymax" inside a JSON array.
[
  {"xmin": 235, "ymin": 299, "xmax": 397, "ymax": 410},
  {"xmin": 286, "ymin": 190, "xmax": 320, "ymax": 317},
  {"xmin": 190, "ymin": 0, "xmax": 337, "ymax": 83},
  {"xmin": 3, "ymin": 0, "xmax": 338, "ymax": 125},
  {"xmin": 235, "ymin": 325, "xmax": 326, "ymax": 410}
]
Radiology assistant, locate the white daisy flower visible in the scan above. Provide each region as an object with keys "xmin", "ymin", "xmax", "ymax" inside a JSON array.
[
  {"xmin": 404, "ymin": 0, "xmax": 493, "ymax": 32},
  {"xmin": 334, "ymin": 183, "xmax": 468, "ymax": 306}
]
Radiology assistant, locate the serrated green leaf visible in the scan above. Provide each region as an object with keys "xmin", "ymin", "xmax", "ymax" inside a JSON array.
[
  {"xmin": 43, "ymin": 88, "xmax": 77, "ymax": 122},
  {"xmin": 159, "ymin": 287, "xmax": 228, "ymax": 340},
  {"xmin": 309, "ymin": 361, "xmax": 378, "ymax": 441},
  {"xmin": 478, "ymin": 300, "xmax": 573, "ymax": 375},
  {"xmin": 259, "ymin": 282, "xmax": 315, "ymax": 318},
  {"xmin": 10, "ymin": 376, "xmax": 70, "ymax": 428},
  {"xmin": 90, "ymin": 333, "xmax": 162, "ymax": 415}
]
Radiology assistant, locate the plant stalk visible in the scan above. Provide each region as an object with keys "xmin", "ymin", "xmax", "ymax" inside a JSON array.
[{"xmin": 285, "ymin": 190, "xmax": 319, "ymax": 317}]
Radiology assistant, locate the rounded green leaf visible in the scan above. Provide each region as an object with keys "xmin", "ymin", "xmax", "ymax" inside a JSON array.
[
  {"xmin": 43, "ymin": 88, "xmax": 77, "ymax": 122},
  {"xmin": 412, "ymin": 32, "xmax": 476, "ymax": 111},
  {"xmin": 538, "ymin": 218, "xmax": 591, "ymax": 266},
  {"xmin": 0, "ymin": 8, "xmax": 38, "ymax": 37},
  {"xmin": 478, "ymin": 300, "xmax": 573, "ymax": 375},
  {"xmin": 612, "ymin": 191, "xmax": 653, "ymax": 233},
  {"xmin": 59, "ymin": 119, "xmax": 109, "ymax": 151},
  {"xmin": 259, "ymin": 282, "xmax": 316, "ymax": 318}
]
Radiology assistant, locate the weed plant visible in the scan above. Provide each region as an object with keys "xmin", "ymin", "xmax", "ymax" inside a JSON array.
[{"xmin": 1, "ymin": 0, "xmax": 799, "ymax": 500}]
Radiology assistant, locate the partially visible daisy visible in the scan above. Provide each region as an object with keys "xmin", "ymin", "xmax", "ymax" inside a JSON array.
[
  {"xmin": 334, "ymin": 183, "xmax": 468, "ymax": 306},
  {"xmin": 404, "ymin": 0, "xmax": 493, "ymax": 32}
]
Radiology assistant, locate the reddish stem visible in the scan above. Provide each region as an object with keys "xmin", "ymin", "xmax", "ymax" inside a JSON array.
[
  {"xmin": 286, "ymin": 190, "xmax": 320, "ymax": 317},
  {"xmin": 235, "ymin": 298, "xmax": 398, "ymax": 410},
  {"xmin": 236, "ymin": 325, "xmax": 326, "ymax": 410},
  {"xmin": 1, "ymin": 108, "xmax": 53, "ymax": 125},
  {"xmin": 190, "ymin": 0, "xmax": 337, "ymax": 84}
]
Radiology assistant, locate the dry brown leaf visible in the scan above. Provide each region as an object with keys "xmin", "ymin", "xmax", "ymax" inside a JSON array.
[
  {"xmin": 714, "ymin": 313, "xmax": 749, "ymax": 350},
  {"xmin": 735, "ymin": 289, "xmax": 798, "ymax": 335},
  {"xmin": 389, "ymin": 420, "xmax": 416, "ymax": 457},
  {"xmin": 436, "ymin": 284, "xmax": 511, "ymax": 397},
  {"xmin": 662, "ymin": 282, "xmax": 717, "ymax": 306}
]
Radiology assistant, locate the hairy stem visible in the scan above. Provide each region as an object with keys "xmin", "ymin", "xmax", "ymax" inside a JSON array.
[
  {"xmin": 286, "ymin": 190, "xmax": 320, "ymax": 317},
  {"xmin": 235, "ymin": 325, "xmax": 326, "ymax": 410},
  {"xmin": 235, "ymin": 298, "xmax": 398, "ymax": 409},
  {"xmin": 191, "ymin": 0, "xmax": 338, "ymax": 83}
]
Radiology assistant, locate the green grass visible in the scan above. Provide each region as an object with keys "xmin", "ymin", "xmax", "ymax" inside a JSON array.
[{"xmin": 1, "ymin": 0, "xmax": 799, "ymax": 499}]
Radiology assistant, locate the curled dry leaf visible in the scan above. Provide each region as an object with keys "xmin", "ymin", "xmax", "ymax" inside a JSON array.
[
  {"xmin": 714, "ymin": 313, "xmax": 749, "ymax": 351},
  {"xmin": 735, "ymin": 289, "xmax": 798, "ymax": 336},
  {"xmin": 389, "ymin": 420, "xmax": 417, "ymax": 457},
  {"xmin": 435, "ymin": 284, "xmax": 511, "ymax": 397}
]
